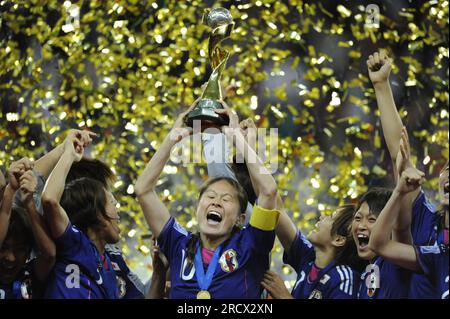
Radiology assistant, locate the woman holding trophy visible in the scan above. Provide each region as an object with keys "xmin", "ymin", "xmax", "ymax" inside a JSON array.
[{"xmin": 135, "ymin": 98, "xmax": 281, "ymax": 299}]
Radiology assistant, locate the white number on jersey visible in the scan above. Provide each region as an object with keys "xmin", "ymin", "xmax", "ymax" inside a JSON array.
[{"xmin": 65, "ymin": 264, "xmax": 80, "ymax": 289}]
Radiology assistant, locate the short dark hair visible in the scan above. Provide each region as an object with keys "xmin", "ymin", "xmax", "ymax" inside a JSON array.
[
  {"xmin": 5, "ymin": 207, "xmax": 33, "ymax": 251},
  {"xmin": 355, "ymin": 187, "xmax": 392, "ymax": 218},
  {"xmin": 67, "ymin": 157, "xmax": 116, "ymax": 189},
  {"xmin": 60, "ymin": 177, "xmax": 111, "ymax": 234}
]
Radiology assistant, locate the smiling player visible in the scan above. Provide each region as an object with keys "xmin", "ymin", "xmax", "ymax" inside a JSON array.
[
  {"xmin": 369, "ymin": 162, "xmax": 448, "ymax": 299},
  {"xmin": 367, "ymin": 51, "xmax": 447, "ymax": 298}
]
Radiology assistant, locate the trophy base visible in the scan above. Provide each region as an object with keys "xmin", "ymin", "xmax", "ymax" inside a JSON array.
[{"xmin": 186, "ymin": 99, "xmax": 230, "ymax": 129}]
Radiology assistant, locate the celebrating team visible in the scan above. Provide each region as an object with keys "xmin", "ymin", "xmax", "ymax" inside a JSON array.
[{"xmin": 0, "ymin": 52, "xmax": 448, "ymax": 299}]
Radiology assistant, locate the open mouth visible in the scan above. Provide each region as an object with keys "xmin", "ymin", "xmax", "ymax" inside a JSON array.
[
  {"xmin": 206, "ymin": 210, "xmax": 223, "ymax": 225},
  {"xmin": 357, "ymin": 233, "xmax": 370, "ymax": 250}
]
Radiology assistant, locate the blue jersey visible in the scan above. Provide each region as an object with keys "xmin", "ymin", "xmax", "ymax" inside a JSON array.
[
  {"xmin": 158, "ymin": 217, "xmax": 275, "ymax": 299},
  {"xmin": 105, "ymin": 244, "xmax": 145, "ymax": 299},
  {"xmin": 44, "ymin": 223, "xmax": 119, "ymax": 299},
  {"xmin": 411, "ymin": 191, "xmax": 439, "ymax": 244},
  {"xmin": 284, "ymin": 231, "xmax": 359, "ymax": 299},
  {"xmin": 358, "ymin": 257, "xmax": 410, "ymax": 299},
  {"xmin": 409, "ymin": 191, "xmax": 440, "ymax": 298},
  {"xmin": 416, "ymin": 244, "xmax": 449, "ymax": 299},
  {"xmin": 0, "ymin": 261, "xmax": 42, "ymax": 299}
]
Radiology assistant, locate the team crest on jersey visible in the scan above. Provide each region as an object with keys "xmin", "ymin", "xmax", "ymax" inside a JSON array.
[
  {"xmin": 117, "ymin": 276, "xmax": 127, "ymax": 298},
  {"xmin": 308, "ymin": 289, "xmax": 322, "ymax": 299},
  {"xmin": 364, "ymin": 264, "xmax": 380, "ymax": 298},
  {"xmin": 219, "ymin": 249, "xmax": 238, "ymax": 273}
]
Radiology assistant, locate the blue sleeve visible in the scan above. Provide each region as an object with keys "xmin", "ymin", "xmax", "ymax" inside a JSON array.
[
  {"xmin": 415, "ymin": 245, "xmax": 439, "ymax": 276},
  {"xmin": 328, "ymin": 267, "xmax": 359, "ymax": 299},
  {"xmin": 106, "ymin": 245, "xmax": 145, "ymax": 299},
  {"xmin": 158, "ymin": 217, "xmax": 191, "ymax": 263},
  {"xmin": 54, "ymin": 223, "xmax": 85, "ymax": 258},
  {"xmin": 411, "ymin": 191, "xmax": 438, "ymax": 245},
  {"xmin": 283, "ymin": 230, "xmax": 315, "ymax": 271},
  {"xmin": 123, "ymin": 272, "xmax": 145, "ymax": 299},
  {"xmin": 241, "ymin": 224, "xmax": 276, "ymax": 256}
]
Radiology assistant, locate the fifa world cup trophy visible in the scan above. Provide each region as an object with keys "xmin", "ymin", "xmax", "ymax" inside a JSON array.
[{"xmin": 186, "ymin": 8, "xmax": 234, "ymax": 128}]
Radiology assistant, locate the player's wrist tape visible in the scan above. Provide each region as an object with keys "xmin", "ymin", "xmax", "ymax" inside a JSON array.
[{"xmin": 250, "ymin": 205, "xmax": 280, "ymax": 231}]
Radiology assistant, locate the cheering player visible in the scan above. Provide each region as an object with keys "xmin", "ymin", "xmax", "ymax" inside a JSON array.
[
  {"xmin": 135, "ymin": 100, "xmax": 280, "ymax": 299},
  {"xmin": 0, "ymin": 159, "xmax": 55, "ymax": 299},
  {"xmin": 41, "ymin": 131, "xmax": 121, "ymax": 298},
  {"xmin": 369, "ymin": 154, "xmax": 448, "ymax": 299},
  {"xmin": 262, "ymin": 205, "xmax": 361, "ymax": 299},
  {"xmin": 66, "ymin": 157, "xmax": 145, "ymax": 299},
  {"xmin": 201, "ymin": 115, "xmax": 361, "ymax": 299},
  {"xmin": 367, "ymin": 51, "xmax": 446, "ymax": 298}
]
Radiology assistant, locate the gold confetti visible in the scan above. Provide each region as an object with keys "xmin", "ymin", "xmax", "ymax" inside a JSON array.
[{"xmin": 0, "ymin": 0, "xmax": 447, "ymax": 277}]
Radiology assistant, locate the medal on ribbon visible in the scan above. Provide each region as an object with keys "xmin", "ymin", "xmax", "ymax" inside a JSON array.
[{"xmin": 194, "ymin": 242, "xmax": 221, "ymax": 299}]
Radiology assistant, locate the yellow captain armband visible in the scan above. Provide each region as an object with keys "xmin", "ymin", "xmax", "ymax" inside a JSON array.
[{"xmin": 249, "ymin": 205, "xmax": 281, "ymax": 231}]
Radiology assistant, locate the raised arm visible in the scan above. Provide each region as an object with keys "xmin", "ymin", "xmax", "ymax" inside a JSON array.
[
  {"xmin": 20, "ymin": 170, "xmax": 56, "ymax": 281},
  {"xmin": 34, "ymin": 129, "xmax": 96, "ymax": 179},
  {"xmin": 367, "ymin": 51, "xmax": 403, "ymax": 166},
  {"xmin": 239, "ymin": 118, "xmax": 296, "ymax": 250},
  {"xmin": 217, "ymin": 107, "xmax": 277, "ymax": 210},
  {"xmin": 135, "ymin": 101, "xmax": 197, "ymax": 238},
  {"xmin": 0, "ymin": 159, "xmax": 30, "ymax": 247},
  {"xmin": 41, "ymin": 134, "xmax": 87, "ymax": 238},
  {"xmin": 368, "ymin": 52, "xmax": 421, "ymax": 244},
  {"xmin": 368, "ymin": 165, "xmax": 425, "ymax": 272}
]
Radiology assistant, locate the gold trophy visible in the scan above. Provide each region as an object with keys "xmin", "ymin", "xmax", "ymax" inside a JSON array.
[{"xmin": 186, "ymin": 7, "xmax": 234, "ymax": 128}]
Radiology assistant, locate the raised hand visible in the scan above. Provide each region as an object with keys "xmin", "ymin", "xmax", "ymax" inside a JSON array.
[
  {"xmin": 396, "ymin": 166, "xmax": 425, "ymax": 195},
  {"xmin": 64, "ymin": 129, "xmax": 97, "ymax": 149},
  {"xmin": 395, "ymin": 126, "xmax": 413, "ymax": 177},
  {"xmin": 9, "ymin": 157, "xmax": 34, "ymax": 191},
  {"xmin": 367, "ymin": 51, "xmax": 392, "ymax": 85},
  {"xmin": 171, "ymin": 98, "xmax": 200, "ymax": 142},
  {"xmin": 19, "ymin": 170, "xmax": 38, "ymax": 204},
  {"xmin": 214, "ymin": 101, "xmax": 239, "ymax": 133},
  {"xmin": 63, "ymin": 133, "xmax": 86, "ymax": 162},
  {"xmin": 239, "ymin": 118, "xmax": 257, "ymax": 147}
]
